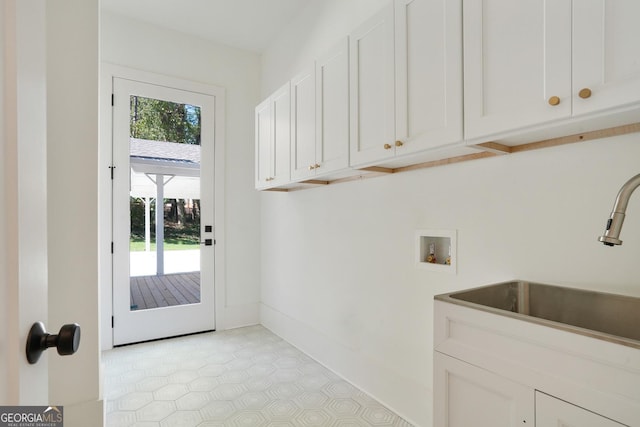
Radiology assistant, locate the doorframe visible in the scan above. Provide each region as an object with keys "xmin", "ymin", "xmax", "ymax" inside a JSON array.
[{"xmin": 99, "ymin": 64, "xmax": 226, "ymax": 350}]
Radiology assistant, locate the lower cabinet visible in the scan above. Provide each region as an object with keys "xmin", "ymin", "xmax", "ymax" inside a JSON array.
[
  {"xmin": 435, "ymin": 353, "xmax": 629, "ymax": 427},
  {"xmin": 434, "ymin": 352, "xmax": 534, "ymax": 427},
  {"xmin": 536, "ymin": 392, "xmax": 626, "ymax": 427}
]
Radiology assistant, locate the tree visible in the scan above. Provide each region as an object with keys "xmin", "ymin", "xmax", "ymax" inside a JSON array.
[{"xmin": 130, "ymin": 96, "xmax": 201, "ymax": 145}]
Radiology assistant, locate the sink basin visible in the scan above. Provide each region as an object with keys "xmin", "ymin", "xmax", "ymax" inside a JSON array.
[{"xmin": 435, "ymin": 281, "xmax": 640, "ymax": 349}]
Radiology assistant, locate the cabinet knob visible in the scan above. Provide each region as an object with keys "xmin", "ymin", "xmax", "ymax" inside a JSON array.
[
  {"xmin": 308, "ymin": 165, "xmax": 315, "ymax": 170},
  {"xmin": 266, "ymin": 177, "xmax": 274, "ymax": 182},
  {"xmin": 578, "ymin": 88, "xmax": 592, "ymax": 99},
  {"xmin": 383, "ymin": 143, "xmax": 392, "ymax": 150},
  {"xmin": 548, "ymin": 96, "xmax": 561, "ymax": 106},
  {"xmin": 395, "ymin": 140, "xmax": 404, "ymax": 147},
  {"xmin": 314, "ymin": 164, "xmax": 320, "ymax": 169}
]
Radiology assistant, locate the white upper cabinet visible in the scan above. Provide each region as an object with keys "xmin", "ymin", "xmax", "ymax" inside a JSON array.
[
  {"xmin": 315, "ymin": 37, "xmax": 350, "ymax": 177},
  {"xmin": 463, "ymin": 0, "xmax": 573, "ymax": 141},
  {"xmin": 290, "ymin": 38, "xmax": 350, "ymax": 182},
  {"xmin": 394, "ymin": 0, "xmax": 463, "ymax": 155},
  {"xmin": 256, "ymin": 0, "xmax": 640, "ymax": 190},
  {"xmin": 350, "ymin": 0, "xmax": 464, "ymax": 167},
  {"xmin": 255, "ymin": 82, "xmax": 291, "ymax": 189},
  {"xmin": 572, "ymin": 0, "xmax": 640, "ymax": 116},
  {"xmin": 290, "ymin": 65, "xmax": 316, "ymax": 181},
  {"xmin": 349, "ymin": 3, "xmax": 396, "ymax": 167},
  {"xmin": 464, "ymin": 0, "xmax": 640, "ymax": 143}
]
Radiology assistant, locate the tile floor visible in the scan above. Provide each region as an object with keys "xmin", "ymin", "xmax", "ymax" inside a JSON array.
[{"xmin": 103, "ymin": 325, "xmax": 413, "ymax": 426}]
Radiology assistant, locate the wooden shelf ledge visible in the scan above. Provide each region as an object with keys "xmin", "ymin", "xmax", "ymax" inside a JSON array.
[{"xmin": 259, "ymin": 122, "xmax": 640, "ymax": 192}]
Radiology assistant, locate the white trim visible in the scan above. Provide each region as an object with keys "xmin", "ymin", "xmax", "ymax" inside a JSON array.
[{"xmin": 99, "ymin": 64, "xmax": 226, "ymax": 349}]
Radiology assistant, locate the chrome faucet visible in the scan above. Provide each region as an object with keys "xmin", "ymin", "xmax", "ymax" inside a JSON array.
[{"xmin": 599, "ymin": 173, "xmax": 640, "ymax": 246}]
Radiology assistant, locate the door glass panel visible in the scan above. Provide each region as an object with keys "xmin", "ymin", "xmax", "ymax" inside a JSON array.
[{"xmin": 128, "ymin": 95, "xmax": 202, "ymax": 311}]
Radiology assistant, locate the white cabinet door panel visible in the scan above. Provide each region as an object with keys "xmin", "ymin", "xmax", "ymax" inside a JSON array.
[
  {"xmin": 290, "ymin": 66, "xmax": 316, "ymax": 181},
  {"xmin": 395, "ymin": 0, "xmax": 462, "ymax": 153},
  {"xmin": 573, "ymin": 0, "xmax": 640, "ymax": 116},
  {"xmin": 434, "ymin": 352, "xmax": 534, "ymax": 427},
  {"xmin": 536, "ymin": 392, "xmax": 627, "ymax": 427},
  {"xmin": 271, "ymin": 83, "xmax": 291, "ymax": 187},
  {"xmin": 255, "ymin": 98, "xmax": 272, "ymax": 189},
  {"xmin": 463, "ymin": 0, "xmax": 572, "ymax": 140},
  {"xmin": 349, "ymin": 3, "xmax": 395, "ymax": 167},
  {"xmin": 316, "ymin": 37, "xmax": 349, "ymax": 174}
]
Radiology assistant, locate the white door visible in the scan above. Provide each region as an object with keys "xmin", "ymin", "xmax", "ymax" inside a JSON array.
[
  {"xmin": 434, "ymin": 352, "xmax": 534, "ymax": 427},
  {"xmin": 349, "ymin": 2, "xmax": 395, "ymax": 167},
  {"xmin": 394, "ymin": 0, "xmax": 463, "ymax": 154},
  {"xmin": 463, "ymin": 0, "xmax": 572, "ymax": 141},
  {"xmin": 290, "ymin": 65, "xmax": 316, "ymax": 181},
  {"xmin": 112, "ymin": 77, "xmax": 216, "ymax": 345},
  {"xmin": 255, "ymin": 83, "xmax": 291, "ymax": 189},
  {"xmin": 271, "ymin": 82, "xmax": 292, "ymax": 187},
  {"xmin": 255, "ymin": 97, "xmax": 273, "ymax": 189},
  {"xmin": 572, "ymin": 0, "xmax": 640, "ymax": 116},
  {"xmin": 316, "ymin": 37, "xmax": 350, "ymax": 175},
  {"xmin": 536, "ymin": 392, "xmax": 627, "ymax": 427},
  {"xmin": 2, "ymin": 0, "xmax": 49, "ymax": 403}
]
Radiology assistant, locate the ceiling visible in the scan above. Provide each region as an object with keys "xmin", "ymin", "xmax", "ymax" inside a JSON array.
[{"xmin": 101, "ymin": 0, "xmax": 315, "ymax": 53}]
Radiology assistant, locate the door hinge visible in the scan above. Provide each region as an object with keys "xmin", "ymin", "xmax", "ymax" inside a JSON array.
[
  {"xmin": 111, "ymin": 242, "xmax": 114, "ymax": 254},
  {"xmin": 111, "ymin": 93, "xmax": 114, "ymax": 106},
  {"xmin": 111, "ymin": 316, "xmax": 114, "ymax": 328}
]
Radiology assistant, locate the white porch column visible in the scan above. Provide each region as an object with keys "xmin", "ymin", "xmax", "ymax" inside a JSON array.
[
  {"xmin": 144, "ymin": 197, "xmax": 151, "ymax": 252},
  {"xmin": 155, "ymin": 175, "xmax": 164, "ymax": 275}
]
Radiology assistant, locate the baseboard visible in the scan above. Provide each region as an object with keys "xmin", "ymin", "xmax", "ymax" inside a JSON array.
[
  {"xmin": 259, "ymin": 303, "xmax": 431, "ymax": 427},
  {"xmin": 221, "ymin": 302, "xmax": 260, "ymax": 330}
]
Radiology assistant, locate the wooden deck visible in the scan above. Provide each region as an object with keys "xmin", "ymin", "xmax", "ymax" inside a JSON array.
[{"xmin": 130, "ymin": 272, "xmax": 200, "ymax": 311}]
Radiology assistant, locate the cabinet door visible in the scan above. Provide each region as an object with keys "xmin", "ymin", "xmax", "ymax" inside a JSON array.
[
  {"xmin": 255, "ymin": 97, "xmax": 272, "ymax": 189},
  {"xmin": 271, "ymin": 82, "xmax": 291, "ymax": 187},
  {"xmin": 463, "ymin": 0, "xmax": 572, "ymax": 142},
  {"xmin": 290, "ymin": 66, "xmax": 316, "ymax": 181},
  {"xmin": 394, "ymin": 0, "xmax": 463, "ymax": 155},
  {"xmin": 573, "ymin": 0, "xmax": 640, "ymax": 116},
  {"xmin": 349, "ymin": 3, "xmax": 395, "ymax": 167},
  {"xmin": 536, "ymin": 392, "xmax": 626, "ymax": 427},
  {"xmin": 434, "ymin": 353, "xmax": 534, "ymax": 427},
  {"xmin": 316, "ymin": 37, "xmax": 350, "ymax": 175}
]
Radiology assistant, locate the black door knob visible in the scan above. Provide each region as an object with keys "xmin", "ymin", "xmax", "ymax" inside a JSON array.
[{"xmin": 26, "ymin": 321, "xmax": 81, "ymax": 364}]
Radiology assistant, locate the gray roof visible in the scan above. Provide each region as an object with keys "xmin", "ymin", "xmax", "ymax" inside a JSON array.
[{"xmin": 129, "ymin": 138, "xmax": 200, "ymax": 165}]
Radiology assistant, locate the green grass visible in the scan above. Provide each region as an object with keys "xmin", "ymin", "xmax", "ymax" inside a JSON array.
[
  {"xmin": 129, "ymin": 240, "xmax": 199, "ymax": 252},
  {"xmin": 130, "ymin": 224, "xmax": 200, "ymax": 252}
]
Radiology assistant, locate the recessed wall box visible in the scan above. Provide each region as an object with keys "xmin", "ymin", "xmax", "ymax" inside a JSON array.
[{"xmin": 415, "ymin": 229, "xmax": 457, "ymax": 273}]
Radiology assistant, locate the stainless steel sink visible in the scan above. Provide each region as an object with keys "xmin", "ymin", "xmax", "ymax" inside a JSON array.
[{"xmin": 435, "ymin": 281, "xmax": 640, "ymax": 349}]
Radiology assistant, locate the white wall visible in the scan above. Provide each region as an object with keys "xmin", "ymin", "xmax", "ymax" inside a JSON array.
[
  {"xmin": 100, "ymin": 12, "xmax": 262, "ymax": 337},
  {"xmin": 259, "ymin": 1, "xmax": 640, "ymax": 425},
  {"xmin": 47, "ymin": 0, "xmax": 103, "ymax": 424},
  {"xmin": 260, "ymin": 0, "xmax": 387, "ymax": 96}
]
